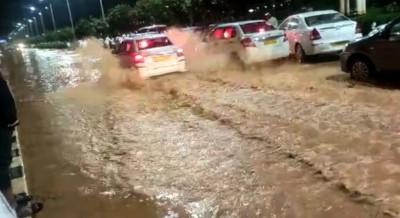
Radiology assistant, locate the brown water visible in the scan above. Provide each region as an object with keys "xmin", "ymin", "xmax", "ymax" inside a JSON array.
[{"xmin": 2, "ymin": 37, "xmax": 400, "ymax": 217}]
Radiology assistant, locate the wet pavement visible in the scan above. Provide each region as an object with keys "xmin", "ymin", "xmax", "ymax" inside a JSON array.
[{"xmin": 2, "ymin": 42, "xmax": 400, "ymax": 217}]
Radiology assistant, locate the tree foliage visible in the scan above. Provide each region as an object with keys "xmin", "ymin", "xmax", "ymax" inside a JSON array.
[
  {"xmin": 106, "ymin": 4, "xmax": 136, "ymax": 34},
  {"xmin": 75, "ymin": 18, "xmax": 96, "ymax": 38}
]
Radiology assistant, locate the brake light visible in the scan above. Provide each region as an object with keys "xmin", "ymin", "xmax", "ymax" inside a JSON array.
[
  {"xmin": 240, "ymin": 37, "xmax": 255, "ymax": 47},
  {"xmin": 283, "ymin": 33, "xmax": 288, "ymax": 42},
  {"xmin": 356, "ymin": 22, "xmax": 362, "ymax": 34},
  {"xmin": 132, "ymin": 52, "xmax": 144, "ymax": 63},
  {"xmin": 137, "ymin": 40, "xmax": 149, "ymax": 49},
  {"xmin": 176, "ymin": 48, "xmax": 184, "ymax": 57},
  {"xmin": 310, "ymin": 28, "xmax": 321, "ymax": 40}
]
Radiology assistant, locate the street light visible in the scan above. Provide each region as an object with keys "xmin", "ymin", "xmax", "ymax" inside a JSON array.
[
  {"xmin": 33, "ymin": 17, "xmax": 39, "ymax": 36},
  {"xmin": 65, "ymin": 0, "xmax": 76, "ymax": 40},
  {"xmin": 30, "ymin": 6, "xmax": 36, "ymax": 11},
  {"xmin": 28, "ymin": 19, "xmax": 33, "ymax": 37},
  {"xmin": 38, "ymin": 12, "xmax": 46, "ymax": 33},
  {"xmin": 40, "ymin": 0, "xmax": 57, "ymax": 31},
  {"xmin": 99, "ymin": 0, "xmax": 106, "ymax": 23}
]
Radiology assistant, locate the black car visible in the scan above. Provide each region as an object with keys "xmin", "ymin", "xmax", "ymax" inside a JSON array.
[{"xmin": 341, "ymin": 15, "xmax": 400, "ymax": 81}]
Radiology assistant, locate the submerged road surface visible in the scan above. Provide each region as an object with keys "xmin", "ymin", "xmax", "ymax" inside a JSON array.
[{"xmin": 3, "ymin": 46, "xmax": 400, "ymax": 218}]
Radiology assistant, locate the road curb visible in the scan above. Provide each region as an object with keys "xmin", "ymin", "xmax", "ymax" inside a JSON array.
[{"xmin": 10, "ymin": 129, "xmax": 31, "ymax": 218}]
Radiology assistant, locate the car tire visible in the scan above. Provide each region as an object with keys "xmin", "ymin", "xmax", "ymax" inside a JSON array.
[
  {"xmin": 295, "ymin": 44, "xmax": 307, "ymax": 64},
  {"xmin": 349, "ymin": 58, "xmax": 372, "ymax": 81}
]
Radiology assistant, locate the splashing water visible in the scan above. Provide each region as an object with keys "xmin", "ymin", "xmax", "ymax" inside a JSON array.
[{"xmin": 75, "ymin": 38, "xmax": 146, "ymax": 90}]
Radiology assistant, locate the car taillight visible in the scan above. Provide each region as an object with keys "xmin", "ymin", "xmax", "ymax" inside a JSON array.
[
  {"xmin": 355, "ymin": 22, "xmax": 362, "ymax": 34},
  {"xmin": 310, "ymin": 28, "xmax": 321, "ymax": 40},
  {"xmin": 177, "ymin": 48, "xmax": 184, "ymax": 57},
  {"xmin": 240, "ymin": 37, "xmax": 255, "ymax": 47},
  {"xmin": 137, "ymin": 40, "xmax": 149, "ymax": 49},
  {"xmin": 283, "ymin": 33, "xmax": 288, "ymax": 42},
  {"xmin": 132, "ymin": 52, "xmax": 144, "ymax": 63}
]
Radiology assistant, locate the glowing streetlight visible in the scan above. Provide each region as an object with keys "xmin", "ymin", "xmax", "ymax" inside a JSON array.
[
  {"xmin": 30, "ymin": 6, "xmax": 36, "ymax": 11},
  {"xmin": 33, "ymin": 17, "xmax": 39, "ymax": 36},
  {"xmin": 38, "ymin": 12, "xmax": 46, "ymax": 33}
]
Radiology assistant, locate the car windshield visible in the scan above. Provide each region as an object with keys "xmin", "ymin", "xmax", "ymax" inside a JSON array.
[
  {"xmin": 240, "ymin": 22, "xmax": 276, "ymax": 34},
  {"xmin": 305, "ymin": 13, "xmax": 349, "ymax": 26},
  {"xmin": 136, "ymin": 37, "xmax": 172, "ymax": 50},
  {"xmin": 368, "ymin": 24, "xmax": 386, "ymax": 36}
]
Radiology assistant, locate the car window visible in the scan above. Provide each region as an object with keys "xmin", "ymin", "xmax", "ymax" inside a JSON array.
[
  {"xmin": 240, "ymin": 22, "xmax": 275, "ymax": 34},
  {"xmin": 305, "ymin": 13, "xmax": 349, "ymax": 27},
  {"xmin": 390, "ymin": 22, "xmax": 400, "ymax": 35},
  {"xmin": 279, "ymin": 18, "xmax": 291, "ymax": 30},
  {"xmin": 210, "ymin": 27, "xmax": 237, "ymax": 40},
  {"xmin": 288, "ymin": 18, "xmax": 300, "ymax": 29},
  {"xmin": 135, "ymin": 37, "xmax": 172, "ymax": 50}
]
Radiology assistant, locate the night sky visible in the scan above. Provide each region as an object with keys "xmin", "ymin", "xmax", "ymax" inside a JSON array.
[{"xmin": 0, "ymin": 0, "xmax": 133, "ymax": 37}]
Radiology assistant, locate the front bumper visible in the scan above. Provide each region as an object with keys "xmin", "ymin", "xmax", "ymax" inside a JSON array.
[{"xmin": 340, "ymin": 51, "xmax": 351, "ymax": 73}]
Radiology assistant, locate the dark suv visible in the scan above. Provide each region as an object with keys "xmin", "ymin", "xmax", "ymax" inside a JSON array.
[{"xmin": 341, "ymin": 15, "xmax": 400, "ymax": 81}]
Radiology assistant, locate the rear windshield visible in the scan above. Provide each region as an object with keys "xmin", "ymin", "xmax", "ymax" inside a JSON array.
[
  {"xmin": 305, "ymin": 13, "xmax": 349, "ymax": 27},
  {"xmin": 136, "ymin": 37, "xmax": 172, "ymax": 50},
  {"xmin": 240, "ymin": 22, "xmax": 276, "ymax": 34}
]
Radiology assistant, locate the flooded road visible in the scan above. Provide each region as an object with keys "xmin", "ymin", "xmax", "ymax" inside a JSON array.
[{"xmin": 2, "ymin": 45, "xmax": 400, "ymax": 217}]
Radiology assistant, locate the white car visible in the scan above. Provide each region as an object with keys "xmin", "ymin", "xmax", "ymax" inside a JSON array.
[
  {"xmin": 202, "ymin": 20, "xmax": 290, "ymax": 68},
  {"xmin": 114, "ymin": 33, "xmax": 186, "ymax": 78},
  {"xmin": 279, "ymin": 10, "xmax": 363, "ymax": 63}
]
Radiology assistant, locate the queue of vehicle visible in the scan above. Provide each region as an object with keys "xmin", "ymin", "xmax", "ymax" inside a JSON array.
[{"xmin": 112, "ymin": 10, "xmax": 400, "ymax": 81}]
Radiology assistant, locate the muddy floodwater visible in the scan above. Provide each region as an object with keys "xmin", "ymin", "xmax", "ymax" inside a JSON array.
[{"xmin": 2, "ymin": 41, "xmax": 400, "ymax": 218}]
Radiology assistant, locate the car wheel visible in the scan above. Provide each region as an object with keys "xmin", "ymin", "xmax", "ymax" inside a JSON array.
[
  {"xmin": 295, "ymin": 44, "xmax": 307, "ymax": 64},
  {"xmin": 349, "ymin": 58, "xmax": 371, "ymax": 81}
]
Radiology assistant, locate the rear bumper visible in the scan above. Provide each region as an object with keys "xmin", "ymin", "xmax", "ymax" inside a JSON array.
[
  {"xmin": 340, "ymin": 52, "xmax": 351, "ymax": 73},
  {"xmin": 138, "ymin": 61, "xmax": 186, "ymax": 78},
  {"xmin": 241, "ymin": 43, "xmax": 290, "ymax": 64},
  {"xmin": 308, "ymin": 42, "xmax": 347, "ymax": 55},
  {"xmin": 307, "ymin": 35, "xmax": 362, "ymax": 55}
]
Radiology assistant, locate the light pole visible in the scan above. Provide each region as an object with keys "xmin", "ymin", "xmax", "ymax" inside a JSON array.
[
  {"xmin": 99, "ymin": 0, "xmax": 106, "ymax": 23},
  {"xmin": 65, "ymin": 0, "xmax": 76, "ymax": 40},
  {"xmin": 38, "ymin": 12, "xmax": 46, "ymax": 33},
  {"xmin": 28, "ymin": 19, "xmax": 33, "ymax": 37},
  {"xmin": 40, "ymin": 0, "xmax": 57, "ymax": 31},
  {"xmin": 33, "ymin": 17, "xmax": 39, "ymax": 36}
]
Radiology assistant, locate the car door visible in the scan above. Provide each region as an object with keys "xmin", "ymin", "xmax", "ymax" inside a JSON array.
[
  {"xmin": 370, "ymin": 21, "xmax": 400, "ymax": 71},
  {"xmin": 280, "ymin": 17, "xmax": 299, "ymax": 54}
]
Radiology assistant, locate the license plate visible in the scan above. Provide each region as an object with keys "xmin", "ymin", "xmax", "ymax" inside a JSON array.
[
  {"xmin": 264, "ymin": 39, "xmax": 277, "ymax": 45},
  {"xmin": 330, "ymin": 41, "xmax": 348, "ymax": 47},
  {"xmin": 153, "ymin": 55, "xmax": 171, "ymax": 62}
]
